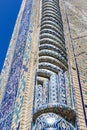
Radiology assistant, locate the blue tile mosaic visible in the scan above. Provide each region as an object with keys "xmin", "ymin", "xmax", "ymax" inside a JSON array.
[
  {"xmin": 12, "ymin": 2, "xmax": 36, "ymax": 127},
  {"xmin": 0, "ymin": 113, "xmax": 13, "ymax": 130},
  {"xmin": 35, "ymin": 113, "xmax": 75, "ymax": 130},
  {"xmin": 32, "ymin": 0, "xmax": 76, "ymax": 129}
]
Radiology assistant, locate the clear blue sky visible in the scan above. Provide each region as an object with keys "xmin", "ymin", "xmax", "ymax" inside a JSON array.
[{"xmin": 0, "ymin": 0, "xmax": 22, "ymax": 73}]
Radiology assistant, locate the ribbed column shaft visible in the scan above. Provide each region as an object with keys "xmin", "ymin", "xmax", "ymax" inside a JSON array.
[{"xmin": 32, "ymin": 0, "xmax": 76, "ymax": 129}]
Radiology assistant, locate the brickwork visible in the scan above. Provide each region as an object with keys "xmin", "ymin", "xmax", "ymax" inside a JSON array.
[
  {"xmin": 0, "ymin": 0, "xmax": 87, "ymax": 129},
  {"xmin": 60, "ymin": 0, "xmax": 87, "ymax": 129}
]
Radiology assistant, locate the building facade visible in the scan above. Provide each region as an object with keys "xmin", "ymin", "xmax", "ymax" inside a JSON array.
[{"xmin": 0, "ymin": 0, "xmax": 87, "ymax": 130}]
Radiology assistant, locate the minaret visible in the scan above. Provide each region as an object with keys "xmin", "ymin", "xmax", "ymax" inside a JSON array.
[{"xmin": 0, "ymin": 0, "xmax": 87, "ymax": 130}]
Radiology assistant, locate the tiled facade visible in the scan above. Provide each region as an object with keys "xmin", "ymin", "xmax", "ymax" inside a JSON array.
[
  {"xmin": 0, "ymin": 0, "xmax": 33, "ymax": 129},
  {"xmin": 0, "ymin": 0, "xmax": 87, "ymax": 130}
]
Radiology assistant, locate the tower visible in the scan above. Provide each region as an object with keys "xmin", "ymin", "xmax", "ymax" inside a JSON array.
[{"xmin": 0, "ymin": 0, "xmax": 87, "ymax": 130}]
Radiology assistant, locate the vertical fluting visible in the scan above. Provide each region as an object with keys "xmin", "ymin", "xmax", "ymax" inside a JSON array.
[{"xmin": 32, "ymin": 0, "xmax": 76, "ymax": 129}]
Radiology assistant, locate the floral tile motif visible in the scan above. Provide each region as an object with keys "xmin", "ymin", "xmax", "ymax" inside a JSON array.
[
  {"xmin": 35, "ymin": 113, "xmax": 75, "ymax": 130},
  {"xmin": 12, "ymin": 0, "xmax": 37, "ymax": 128},
  {"xmin": 0, "ymin": 0, "xmax": 33, "ymax": 129}
]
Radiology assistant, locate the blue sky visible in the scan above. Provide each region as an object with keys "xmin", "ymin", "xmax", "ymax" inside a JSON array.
[{"xmin": 0, "ymin": 0, "xmax": 22, "ymax": 73}]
